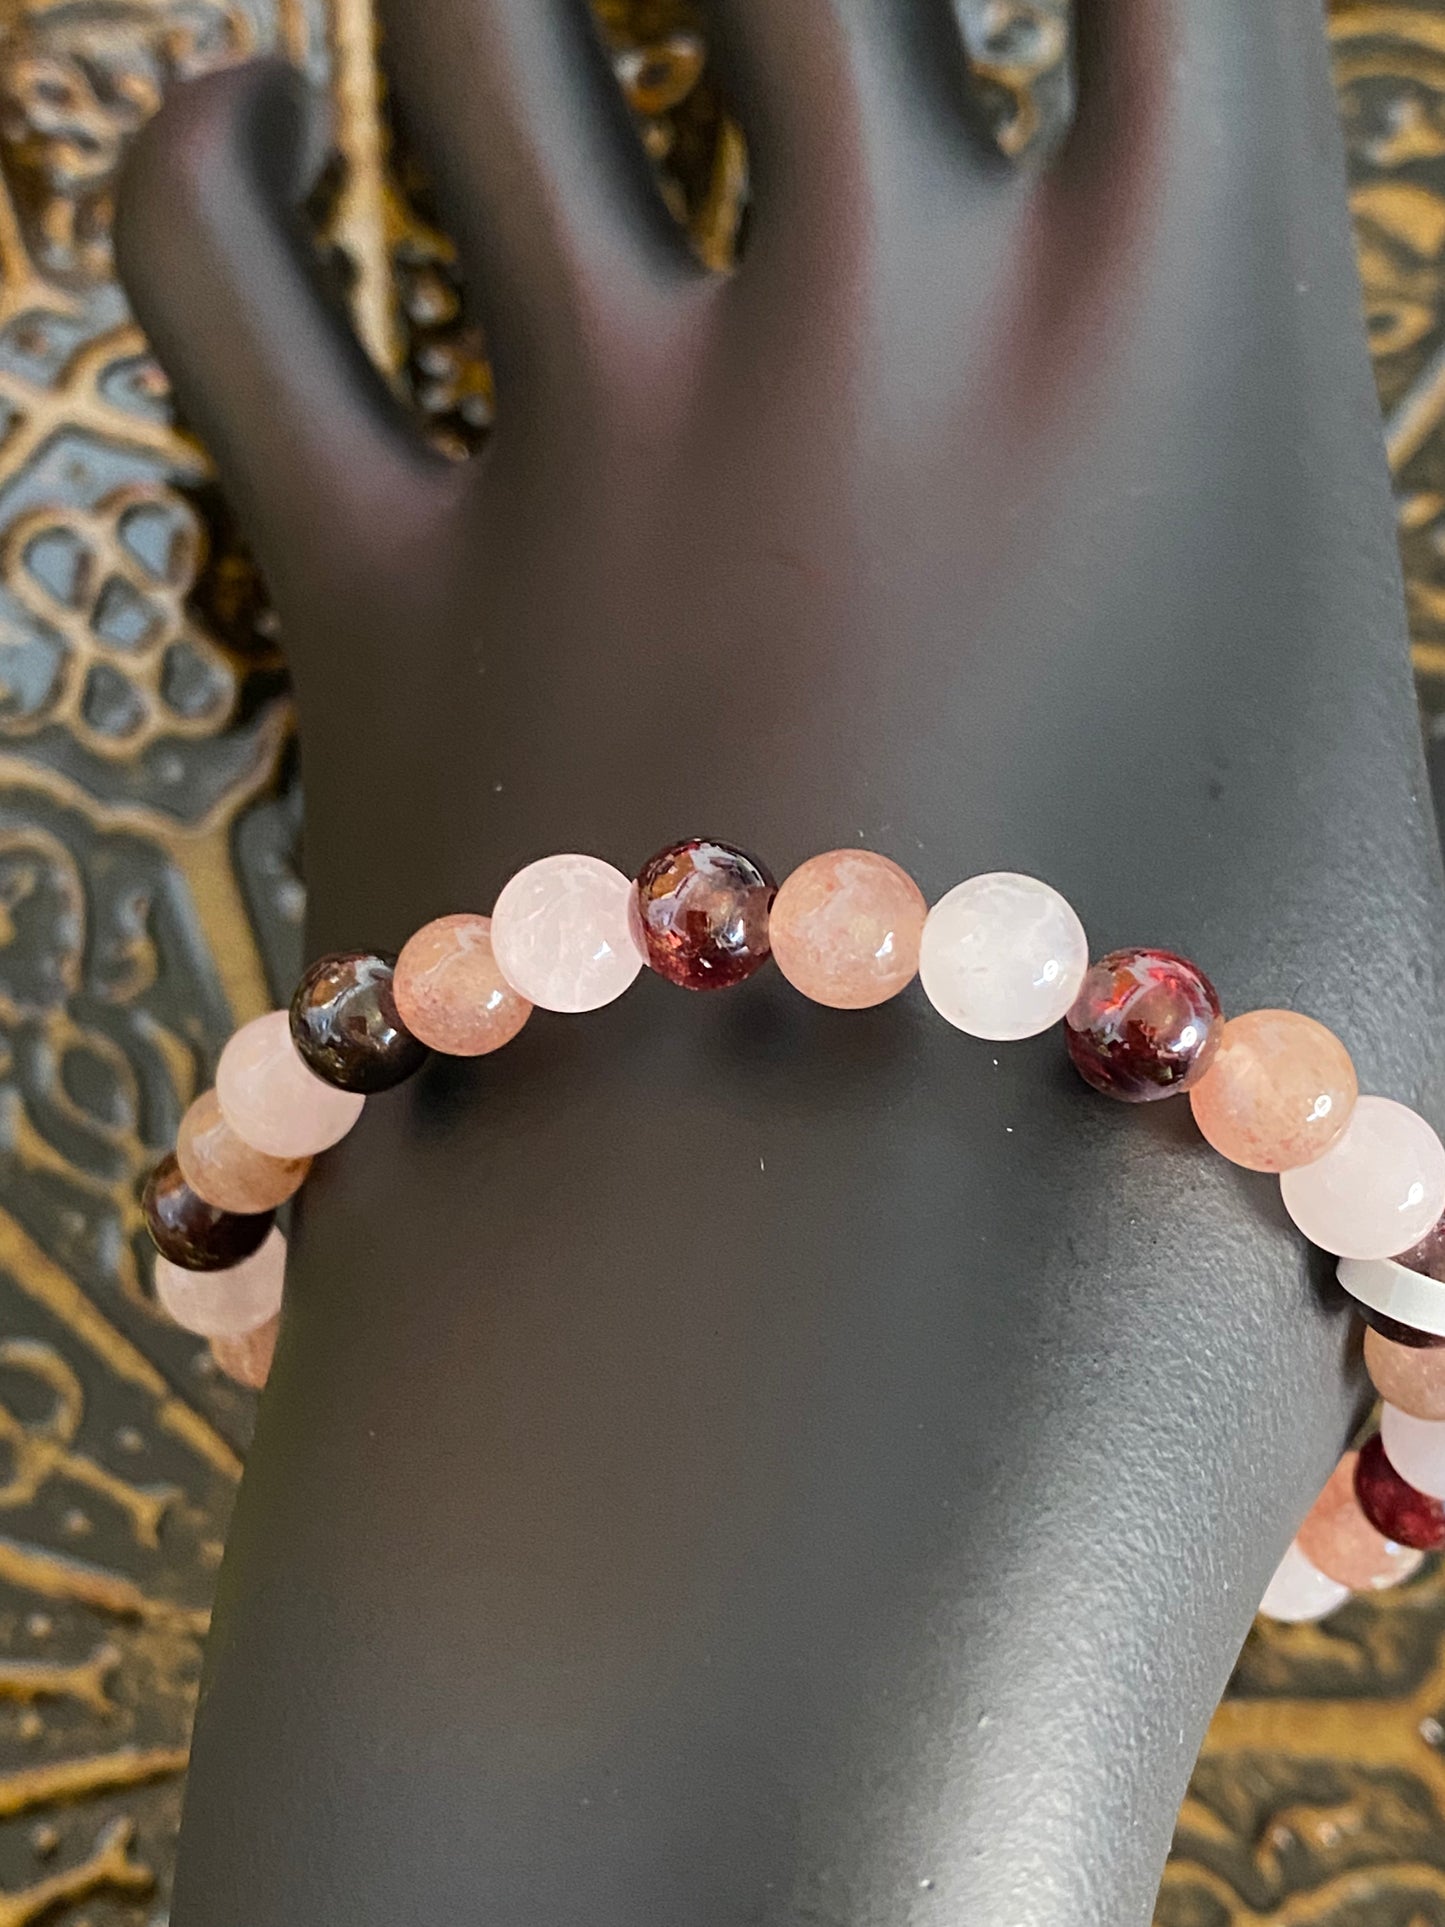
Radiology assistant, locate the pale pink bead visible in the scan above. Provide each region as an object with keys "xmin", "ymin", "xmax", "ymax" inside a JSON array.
[
  {"xmin": 1258, "ymin": 1540, "xmax": 1350, "ymax": 1624},
  {"xmin": 1296, "ymin": 1450, "xmax": 1424, "ymax": 1590},
  {"xmin": 1279, "ymin": 1096, "xmax": 1445, "ymax": 1260},
  {"xmin": 211, "ymin": 1315, "xmax": 280, "ymax": 1390},
  {"xmin": 770, "ymin": 850, "xmax": 927, "ymax": 1009},
  {"xmin": 491, "ymin": 854, "xmax": 643, "ymax": 1013},
  {"xmin": 154, "ymin": 1228, "xmax": 287, "ymax": 1338},
  {"xmin": 177, "ymin": 1088, "xmax": 311, "ymax": 1213},
  {"xmin": 217, "ymin": 1010, "xmax": 365, "ymax": 1160},
  {"xmin": 393, "ymin": 914, "xmax": 533, "ymax": 1055},
  {"xmin": 1380, "ymin": 1403, "xmax": 1445, "ymax": 1500}
]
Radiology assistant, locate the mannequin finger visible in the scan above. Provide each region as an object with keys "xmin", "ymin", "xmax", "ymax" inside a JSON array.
[
  {"xmin": 378, "ymin": 0, "xmax": 694, "ymax": 410},
  {"xmin": 1067, "ymin": 0, "xmax": 1336, "ymax": 185},
  {"xmin": 115, "ymin": 59, "xmax": 454, "ymax": 615},
  {"xmin": 693, "ymin": 0, "xmax": 987, "ymax": 227}
]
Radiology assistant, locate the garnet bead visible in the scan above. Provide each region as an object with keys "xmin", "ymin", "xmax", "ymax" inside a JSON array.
[
  {"xmin": 1065, "ymin": 948, "xmax": 1222, "ymax": 1103},
  {"xmin": 1355, "ymin": 1432, "xmax": 1445, "ymax": 1552},
  {"xmin": 290, "ymin": 952, "xmax": 429, "ymax": 1094},
  {"xmin": 631, "ymin": 840, "xmax": 776, "ymax": 990},
  {"xmin": 142, "ymin": 1154, "xmax": 273, "ymax": 1272}
]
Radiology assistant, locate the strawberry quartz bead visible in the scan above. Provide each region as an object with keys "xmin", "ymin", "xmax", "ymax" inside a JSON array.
[
  {"xmin": 1355, "ymin": 1433, "xmax": 1445, "ymax": 1552},
  {"xmin": 1065, "ymin": 948, "xmax": 1222, "ymax": 1103},
  {"xmin": 1296, "ymin": 1450, "xmax": 1424, "ymax": 1590},
  {"xmin": 631, "ymin": 840, "xmax": 776, "ymax": 990}
]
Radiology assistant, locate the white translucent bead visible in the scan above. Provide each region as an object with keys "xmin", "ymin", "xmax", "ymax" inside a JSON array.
[
  {"xmin": 491, "ymin": 854, "xmax": 644, "ymax": 1014},
  {"xmin": 1280, "ymin": 1096, "xmax": 1445, "ymax": 1260},
  {"xmin": 1258, "ymin": 1540, "xmax": 1350, "ymax": 1624},
  {"xmin": 217, "ymin": 1011, "xmax": 365, "ymax": 1160},
  {"xmin": 154, "ymin": 1228, "xmax": 287, "ymax": 1338},
  {"xmin": 918, "ymin": 871, "xmax": 1088, "ymax": 1041},
  {"xmin": 1380, "ymin": 1402, "xmax": 1445, "ymax": 1501}
]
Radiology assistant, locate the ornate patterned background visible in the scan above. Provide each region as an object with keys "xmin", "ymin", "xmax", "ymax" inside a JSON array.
[{"xmin": 0, "ymin": 2, "xmax": 1440, "ymax": 1921}]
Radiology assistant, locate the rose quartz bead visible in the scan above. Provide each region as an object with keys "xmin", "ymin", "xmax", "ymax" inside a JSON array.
[
  {"xmin": 1279, "ymin": 1096, "xmax": 1445, "ymax": 1260},
  {"xmin": 177, "ymin": 1089, "xmax": 311, "ymax": 1214},
  {"xmin": 919, "ymin": 872, "xmax": 1088, "ymax": 1041},
  {"xmin": 769, "ymin": 850, "xmax": 927, "ymax": 1009},
  {"xmin": 211, "ymin": 1315, "xmax": 279, "ymax": 1391},
  {"xmin": 1380, "ymin": 1402, "xmax": 1445, "ymax": 1501},
  {"xmin": 393, "ymin": 914, "xmax": 533, "ymax": 1056},
  {"xmin": 216, "ymin": 1010, "xmax": 365, "ymax": 1160},
  {"xmin": 1365, "ymin": 1326, "xmax": 1445, "ymax": 1420},
  {"xmin": 154, "ymin": 1228, "xmax": 287, "ymax": 1339},
  {"xmin": 1296, "ymin": 1450, "xmax": 1424, "ymax": 1591},
  {"xmin": 491, "ymin": 855, "xmax": 643, "ymax": 1014},
  {"xmin": 1258, "ymin": 1540, "xmax": 1350, "ymax": 1624},
  {"xmin": 1189, "ymin": 1010, "xmax": 1357, "ymax": 1172}
]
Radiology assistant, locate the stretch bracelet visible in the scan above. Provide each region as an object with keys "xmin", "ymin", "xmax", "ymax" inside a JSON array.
[{"xmin": 142, "ymin": 839, "xmax": 1445, "ymax": 1622}]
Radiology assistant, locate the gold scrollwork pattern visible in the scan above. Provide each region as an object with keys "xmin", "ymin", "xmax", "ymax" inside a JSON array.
[{"xmin": 0, "ymin": 0, "xmax": 1437, "ymax": 1920}]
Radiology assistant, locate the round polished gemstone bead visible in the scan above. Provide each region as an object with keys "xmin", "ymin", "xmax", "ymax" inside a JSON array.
[
  {"xmin": 1189, "ymin": 1010, "xmax": 1356, "ymax": 1173},
  {"xmin": 919, "ymin": 872, "xmax": 1088, "ymax": 1041},
  {"xmin": 393, "ymin": 914, "xmax": 533, "ymax": 1056},
  {"xmin": 177, "ymin": 1089, "xmax": 310, "ymax": 1215},
  {"xmin": 154, "ymin": 1227, "xmax": 287, "ymax": 1339},
  {"xmin": 1380, "ymin": 1402, "xmax": 1445, "ymax": 1501},
  {"xmin": 1065, "ymin": 948, "xmax": 1222, "ymax": 1103},
  {"xmin": 1355, "ymin": 1432, "xmax": 1445, "ymax": 1551},
  {"xmin": 290, "ymin": 951, "xmax": 428, "ymax": 1095},
  {"xmin": 1258, "ymin": 1540, "xmax": 1350, "ymax": 1624},
  {"xmin": 217, "ymin": 1010, "xmax": 366, "ymax": 1160},
  {"xmin": 1296, "ymin": 1450, "xmax": 1424, "ymax": 1590},
  {"xmin": 1365, "ymin": 1325, "xmax": 1445, "ymax": 1416},
  {"xmin": 768, "ymin": 850, "xmax": 927, "ymax": 1009},
  {"xmin": 211, "ymin": 1315, "xmax": 280, "ymax": 1391},
  {"xmin": 491, "ymin": 855, "xmax": 644, "ymax": 1013},
  {"xmin": 1280, "ymin": 1097, "xmax": 1445, "ymax": 1259},
  {"xmin": 141, "ymin": 1154, "xmax": 273, "ymax": 1272},
  {"xmin": 630, "ymin": 839, "xmax": 776, "ymax": 991}
]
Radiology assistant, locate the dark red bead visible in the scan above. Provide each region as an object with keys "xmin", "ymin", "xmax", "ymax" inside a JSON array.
[
  {"xmin": 1358, "ymin": 1305, "xmax": 1445, "ymax": 1350},
  {"xmin": 1065, "ymin": 948, "xmax": 1222, "ymax": 1103},
  {"xmin": 289, "ymin": 951, "xmax": 429, "ymax": 1094},
  {"xmin": 142, "ymin": 1154, "xmax": 273, "ymax": 1272},
  {"xmin": 1394, "ymin": 1213, "xmax": 1445, "ymax": 1281},
  {"xmin": 1355, "ymin": 1432, "xmax": 1445, "ymax": 1551},
  {"xmin": 631, "ymin": 840, "xmax": 776, "ymax": 991}
]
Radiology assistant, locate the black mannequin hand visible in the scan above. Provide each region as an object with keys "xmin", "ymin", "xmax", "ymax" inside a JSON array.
[{"xmin": 115, "ymin": 7, "xmax": 1445, "ymax": 1924}]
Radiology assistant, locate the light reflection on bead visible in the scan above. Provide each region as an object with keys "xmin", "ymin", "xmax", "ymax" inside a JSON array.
[{"xmin": 1190, "ymin": 1010, "xmax": 1356, "ymax": 1173}]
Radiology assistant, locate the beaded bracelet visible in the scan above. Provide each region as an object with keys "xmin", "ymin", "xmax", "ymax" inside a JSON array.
[{"xmin": 142, "ymin": 839, "xmax": 1445, "ymax": 1621}]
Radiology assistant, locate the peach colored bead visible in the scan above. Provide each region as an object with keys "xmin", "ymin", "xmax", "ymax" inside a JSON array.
[
  {"xmin": 769, "ymin": 850, "xmax": 927, "ymax": 1009},
  {"xmin": 1189, "ymin": 1010, "xmax": 1357, "ymax": 1173},
  {"xmin": 211, "ymin": 1315, "xmax": 280, "ymax": 1391},
  {"xmin": 217, "ymin": 1010, "xmax": 365, "ymax": 1160},
  {"xmin": 393, "ymin": 914, "xmax": 533, "ymax": 1056},
  {"xmin": 1296, "ymin": 1450, "xmax": 1424, "ymax": 1591},
  {"xmin": 491, "ymin": 854, "xmax": 643, "ymax": 1013},
  {"xmin": 1280, "ymin": 1096, "xmax": 1445, "ymax": 1260},
  {"xmin": 1365, "ymin": 1327, "xmax": 1445, "ymax": 1421},
  {"xmin": 177, "ymin": 1088, "xmax": 311, "ymax": 1214},
  {"xmin": 154, "ymin": 1228, "xmax": 287, "ymax": 1339}
]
